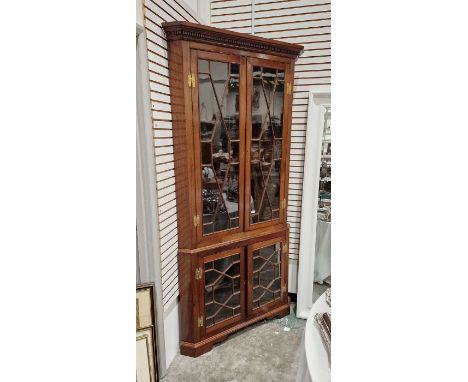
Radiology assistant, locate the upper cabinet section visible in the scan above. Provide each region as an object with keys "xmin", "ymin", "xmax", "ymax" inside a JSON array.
[
  {"xmin": 162, "ymin": 22, "xmax": 302, "ymax": 250},
  {"xmin": 162, "ymin": 21, "xmax": 304, "ymax": 59}
]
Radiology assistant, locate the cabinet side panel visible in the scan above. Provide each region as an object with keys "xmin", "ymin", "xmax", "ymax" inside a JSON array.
[
  {"xmin": 177, "ymin": 252, "xmax": 194, "ymax": 343},
  {"xmin": 282, "ymin": 61, "xmax": 295, "ymax": 221},
  {"xmin": 167, "ymin": 40, "xmax": 196, "ymax": 344},
  {"xmin": 167, "ymin": 40, "xmax": 193, "ymax": 249}
]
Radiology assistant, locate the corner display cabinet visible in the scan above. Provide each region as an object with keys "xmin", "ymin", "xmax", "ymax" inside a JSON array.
[{"xmin": 162, "ymin": 21, "xmax": 303, "ymax": 357}]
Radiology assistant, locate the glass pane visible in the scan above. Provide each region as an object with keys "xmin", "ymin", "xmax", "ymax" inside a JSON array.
[
  {"xmin": 198, "ymin": 59, "xmax": 241, "ymax": 235},
  {"xmin": 250, "ymin": 66, "xmax": 285, "ymax": 224},
  {"xmin": 252, "ymin": 243, "xmax": 282, "ymax": 309},
  {"xmin": 198, "ymin": 59, "xmax": 209, "ymax": 73},
  {"xmin": 204, "ymin": 253, "xmax": 241, "ymax": 328}
]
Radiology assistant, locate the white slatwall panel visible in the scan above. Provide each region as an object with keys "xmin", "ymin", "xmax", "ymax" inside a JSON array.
[
  {"xmin": 143, "ymin": 0, "xmax": 201, "ymax": 310},
  {"xmin": 210, "ymin": 0, "xmax": 331, "ymax": 265},
  {"xmin": 211, "ymin": 0, "xmax": 252, "ymax": 33}
]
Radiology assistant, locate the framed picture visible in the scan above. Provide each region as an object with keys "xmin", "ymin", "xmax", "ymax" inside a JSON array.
[
  {"xmin": 136, "ymin": 327, "xmax": 157, "ymax": 382},
  {"xmin": 136, "ymin": 283, "xmax": 158, "ymax": 381},
  {"xmin": 136, "ymin": 283, "xmax": 154, "ymax": 330}
]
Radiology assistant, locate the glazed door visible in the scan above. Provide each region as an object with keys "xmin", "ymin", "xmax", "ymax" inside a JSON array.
[
  {"xmin": 247, "ymin": 236, "xmax": 289, "ymax": 318},
  {"xmin": 245, "ymin": 57, "xmax": 293, "ymax": 231},
  {"xmin": 198, "ymin": 247, "xmax": 245, "ymax": 336},
  {"xmin": 191, "ymin": 50, "xmax": 246, "ymax": 245}
]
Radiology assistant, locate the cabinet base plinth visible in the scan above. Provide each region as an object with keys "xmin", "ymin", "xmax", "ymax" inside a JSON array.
[{"xmin": 180, "ymin": 302, "xmax": 290, "ymax": 357}]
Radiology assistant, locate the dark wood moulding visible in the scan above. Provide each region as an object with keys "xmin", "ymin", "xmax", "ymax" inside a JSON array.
[{"xmin": 162, "ymin": 21, "xmax": 304, "ymax": 59}]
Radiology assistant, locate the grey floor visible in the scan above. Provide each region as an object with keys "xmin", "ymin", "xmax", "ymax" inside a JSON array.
[
  {"xmin": 163, "ymin": 283, "xmax": 329, "ymax": 382},
  {"xmin": 312, "ymin": 281, "xmax": 329, "ymax": 304}
]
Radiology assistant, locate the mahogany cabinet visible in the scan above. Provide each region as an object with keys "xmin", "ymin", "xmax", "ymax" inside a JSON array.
[{"xmin": 162, "ymin": 21, "xmax": 303, "ymax": 357}]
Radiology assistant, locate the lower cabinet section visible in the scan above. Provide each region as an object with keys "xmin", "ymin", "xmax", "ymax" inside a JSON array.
[{"xmin": 179, "ymin": 228, "xmax": 289, "ymax": 357}]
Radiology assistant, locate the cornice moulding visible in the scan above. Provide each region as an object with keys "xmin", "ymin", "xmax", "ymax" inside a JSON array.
[{"xmin": 162, "ymin": 21, "xmax": 304, "ymax": 59}]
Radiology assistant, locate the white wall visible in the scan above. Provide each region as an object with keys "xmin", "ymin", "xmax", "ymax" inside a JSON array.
[
  {"xmin": 184, "ymin": 0, "xmax": 210, "ymax": 23},
  {"xmin": 136, "ymin": 0, "xmax": 143, "ymax": 29},
  {"xmin": 163, "ymin": 300, "xmax": 180, "ymax": 367}
]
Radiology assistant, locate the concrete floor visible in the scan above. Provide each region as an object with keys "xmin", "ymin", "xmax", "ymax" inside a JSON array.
[
  {"xmin": 312, "ymin": 282, "xmax": 330, "ymax": 304},
  {"xmin": 162, "ymin": 305, "xmax": 305, "ymax": 382},
  {"xmin": 163, "ymin": 284, "xmax": 330, "ymax": 382}
]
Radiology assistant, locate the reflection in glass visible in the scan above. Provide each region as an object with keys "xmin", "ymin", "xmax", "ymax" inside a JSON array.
[
  {"xmin": 252, "ymin": 243, "xmax": 282, "ymax": 309},
  {"xmin": 204, "ymin": 253, "xmax": 241, "ymax": 328},
  {"xmin": 318, "ymin": 107, "xmax": 331, "ymax": 222},
  {"xmin": 198, "ymin": 59, "xmax": 241, "ymax": 235},
  {"xmin": 250, "ymin": 66, "xmax": 285, "ymax": 224}
]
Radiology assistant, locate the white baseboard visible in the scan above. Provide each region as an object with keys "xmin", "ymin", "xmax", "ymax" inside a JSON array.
[{"xmin": 163, "ymin": 300, "xmax": 180, "ymax": 371}]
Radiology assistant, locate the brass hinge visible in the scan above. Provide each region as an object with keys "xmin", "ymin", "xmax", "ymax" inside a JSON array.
[
  {"xmin": 197, "ymin": 315, "xmax": 204, "ymax": 327},
  {"xmin": 287, "ymin": 82, "xmax": 292, "ymax": 95},
  {"xmin": 195, "ymin": 267, "xmax": 202, "ymax": 280},
  {"xmin": 282, "ymin": 284, "xmax": 287, "ymax": 293},
  {"xmin": 281, "ymin": 198, "xmax": 287, "ymax": 209},
  {"xmin": 187, "ymin": 73, "xmax": 196, "ymax": 87},
  {"xmin": 193, "ymin": 214, "xmax": 200, "ymax": 227},
  {"xmin": 283, "ymin": 243, "xmax": 288, "ymax": 253}
]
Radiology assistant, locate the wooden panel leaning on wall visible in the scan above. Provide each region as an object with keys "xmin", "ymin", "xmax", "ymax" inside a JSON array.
[{"xmin": 162, "ymin": 21, "xmax": 303, "ymax": 357}]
